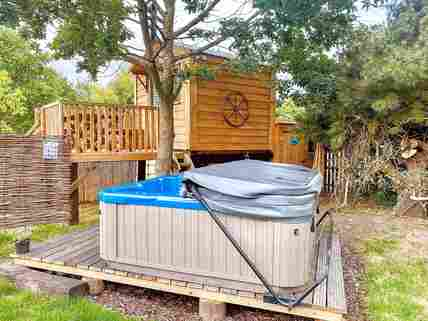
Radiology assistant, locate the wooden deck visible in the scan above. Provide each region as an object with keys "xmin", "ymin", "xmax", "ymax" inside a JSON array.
[
  {"xmin": 35, "ymin": 101, "xmax": 158, "ymax": 162},
  {"xmin": 13, "ymin": 225, "xmax": 346, "ymax": 321}
]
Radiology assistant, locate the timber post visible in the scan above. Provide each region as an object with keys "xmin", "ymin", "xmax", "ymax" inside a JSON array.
[
  {"xmin": 82, "ymin": 277, "xmax": 105, "ymax": 295},
  {"xmin": 138, "ymin": 160, "xmax": 146, "ymax": 181},
  {"xmin": 70, "ymin": 162, "xmax": 79, "ymax": 225},
  {"xmin": 199, "ymin": 299, "xmax": 227, "ymax": 321}
]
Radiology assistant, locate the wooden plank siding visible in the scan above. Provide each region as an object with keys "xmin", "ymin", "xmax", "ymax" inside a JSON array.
[
  {"xmin": 272, "ymin": 121, "xmax": 313, "ymax": 167},
  {"xmin": 135, "ymin": 74, "xmax": 190, "ymax": 151},
  {"xmin": 191, "ymin": 69, "xmax": 274, "ymax": 152},
  {"xmin": 173, "ymin": 80, "xmax": 190, "ymax": 150},
  {"xmin": 38, "ymin": 102, "xmax": 63, "ymax": 136},
  {"xmin": 78, "ymin": 161, "xmax": 137, "ymax": 203},
  {"xmin": 134, "ymin": 56, "xmax": 275, "ymax": 153},
  {"xmin": 135, "ymin": 75, "xmax": 151, "ymax": 106}
]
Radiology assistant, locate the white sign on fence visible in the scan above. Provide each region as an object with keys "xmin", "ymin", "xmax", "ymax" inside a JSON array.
[{"xmin": 43, "ymin": 140, "xmax": 59, "ymax": 160}]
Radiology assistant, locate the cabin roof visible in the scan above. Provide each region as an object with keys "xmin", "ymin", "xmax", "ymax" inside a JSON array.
[
  {"xmin": 130, "ymin": 43, "xmax": 235, "ymax": 75},
  {"xmin": 275, "ymin": 118, "xmax": 297, "ymax": 125},
  {"xmin": 181, "ymin": 43, "xmax": 235, "ymax": 60}
]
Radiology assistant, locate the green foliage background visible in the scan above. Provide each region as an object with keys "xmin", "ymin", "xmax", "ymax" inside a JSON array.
[
  {"xmin": 0, "ymin": 26, "xmax": 136, "ymax": 133},
  {"xmin": 75, "ymin": 70, "xmax": 134, "ymax": 105},
  {"xmin": 0, "ymin": 27, "xmax": 76, "ymax": 133},
  {"xmin": 288, "ymin": 0, "xmax": 428, "ymax": 150}
]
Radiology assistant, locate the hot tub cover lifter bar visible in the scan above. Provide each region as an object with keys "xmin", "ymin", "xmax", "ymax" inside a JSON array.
[
  {"xmin": 290, "ymin": 208, "xmax": 334, "ymax": 308},
  {"xmin": 183, "ymin": 160, "xmax": 332, "ymax": 309},
  {"xmin": 189, "ymin": 183, "xmax": 334, "ymax": 310}
]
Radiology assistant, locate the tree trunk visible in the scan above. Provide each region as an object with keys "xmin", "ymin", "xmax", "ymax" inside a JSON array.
[{"xmin": 156, "ymin": 98, "xmax": 174, "ymax": 175}]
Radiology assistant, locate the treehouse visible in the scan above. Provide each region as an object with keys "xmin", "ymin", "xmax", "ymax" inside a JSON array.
[{"xmin": 131, "ymin": 50, "xmax": 275, "ymax": 166}]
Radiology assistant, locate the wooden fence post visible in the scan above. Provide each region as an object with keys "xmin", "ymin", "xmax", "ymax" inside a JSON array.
[
  {"xmin": 138, "ymin": 160, "xmax": 146, "ymax": 181},
  {"xmin": 199, "ymin": 299, "xmax": 227, "ymax": 321},
  {"xmin": 70, "ymin": 163, "xmax": 79, "ymax": 225}
]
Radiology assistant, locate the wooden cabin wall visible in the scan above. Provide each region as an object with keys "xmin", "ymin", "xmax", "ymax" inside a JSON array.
[
  {"xmin": 135, "ymin": 74, "xmax": 189, "ymax": 150},
  {"xmin": 38, "ymin": 103, "xmax": 63, "ymax": 136},
  {"xmin": 172, "ymin": 80, "xmax": 190, "ymax": 150},
  {"xmin": 190, "ymin": 59, "xmax": 274, "ymax": 152},
  {"xmin": 133, "ymin": 56, "xmax": 275, "ymax": 154},
  {"xmin": 272, "ymin": 122, "xmax": 312, "ymax": 167},
  {"xmin": 78, "ymin": 161, "xmax": 137, "ymax": 203},
  {"xmin": 135, "ymin": 75, "xmax": 151, "ymax": 105}
]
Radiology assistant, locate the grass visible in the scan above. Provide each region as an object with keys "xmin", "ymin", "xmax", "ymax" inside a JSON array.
[
  {"xmin": 0, "ymin": 204, "xmax": 135, "ymax": 321},
  {"xmin": 0, "ymin": 203, "xmax": 99, "ymax": 258},
  {"xmin": 364, "ymin": 238, "xmax": 428, "ymax": 321},
  {"xmin": 0, "ymin": 277, "xmax": 138, "ymax": 321},
  {"xmin": 364, "ymin": 238, "xmax": 400, "ymax": 256},
  {"xmin": 0, "ymin": 224, "xmax": 94, "ymax": 259},
  {"xmin": 0, "ymin": 233, "xmax": 16, "ymax": 257}
]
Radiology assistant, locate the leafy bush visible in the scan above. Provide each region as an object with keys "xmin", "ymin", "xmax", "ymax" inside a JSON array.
[{"xmin": 373, "ymin": 190, "xmax": 398, "ymax": 208}]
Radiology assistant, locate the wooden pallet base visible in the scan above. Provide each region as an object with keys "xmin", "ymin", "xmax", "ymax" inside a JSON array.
[
  {"xmin": 14, "ymin": 258, "xmax": 342, "ymax": 321},
  {"xmin": 12, "ymin": 226, "xmax": 346, "ymax": 321}
]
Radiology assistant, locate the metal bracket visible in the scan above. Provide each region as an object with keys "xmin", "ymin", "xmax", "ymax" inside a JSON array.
[{"xmin": 288, "ymin": 208, "xmax": 334, "ymax": 308}]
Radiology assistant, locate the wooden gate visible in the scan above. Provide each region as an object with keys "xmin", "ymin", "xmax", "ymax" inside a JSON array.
[
  {"xmin": 323, "ymin": 150, "xmax": 338, "ymax": 193},
  {"xmin": 313, "ymin": 144, "xmax": 339, "ymax": 194},
  {"xmin": 272, "ymin": 120, "xmax": 312, "ymax": 167},
  {"xmin": 78, "ymin": 161, "xmax": 137, "ymax": 203}
]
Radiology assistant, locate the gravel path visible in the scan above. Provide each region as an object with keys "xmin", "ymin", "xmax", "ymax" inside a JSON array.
[{"xmin": 91, "ymin": 283, "xmax": 311, "ymax": 321}]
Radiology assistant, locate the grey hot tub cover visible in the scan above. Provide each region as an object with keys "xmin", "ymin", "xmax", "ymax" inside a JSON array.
[{"xmin": 182, "ymin": 160, "xmax": 322, "ymax": 221}]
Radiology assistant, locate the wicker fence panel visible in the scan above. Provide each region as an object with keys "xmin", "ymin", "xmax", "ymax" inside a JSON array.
[{"xmin": 0, "ymin": 135, "xmax": 72, "ymax": 229}]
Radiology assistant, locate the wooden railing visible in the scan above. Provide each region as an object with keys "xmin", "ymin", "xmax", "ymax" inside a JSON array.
[{"xmin": 36, "ymin": 101, "xmax": 158, "ymax": 162}]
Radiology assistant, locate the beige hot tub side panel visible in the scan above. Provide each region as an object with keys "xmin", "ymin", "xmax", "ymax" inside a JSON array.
[{"xmin": 100, "ymin": 202, "xmax": 316, "ymax": 289}]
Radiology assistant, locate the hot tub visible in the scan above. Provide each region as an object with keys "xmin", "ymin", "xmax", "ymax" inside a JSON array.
[{"xmin": 99, "ymin": 162, "xmax": 321, "ymax": 295}]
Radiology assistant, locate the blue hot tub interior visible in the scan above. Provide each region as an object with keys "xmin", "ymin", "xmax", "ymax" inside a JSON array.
[{"xmin": 98, "ymin": 175, "xmax": 204, "ymax": 210}]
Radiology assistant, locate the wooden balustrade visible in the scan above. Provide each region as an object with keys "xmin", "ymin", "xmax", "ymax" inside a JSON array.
[{"xmin": 36, "ymin": 101, "xmax": 158, "ymax": 162}]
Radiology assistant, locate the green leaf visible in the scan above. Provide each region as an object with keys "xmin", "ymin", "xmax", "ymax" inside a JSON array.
[{"xmin": 0, "ymin": 27, "xmax": 75, "ymax": 133}]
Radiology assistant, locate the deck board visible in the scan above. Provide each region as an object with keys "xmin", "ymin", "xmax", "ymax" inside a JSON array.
[
  {"xmin": 327, "ymin": 237, "xmax": 347, "ymax": 313},
  {"xmin": 313, "ymin": 235, "xmax": 328, "ymax": 307},
  {"xmin": 65, "ymin": 246, "xmax": 99, "ymax": 266},
  {"xmin": 13, "ymin": 225, "xmax": 346, "ymax": 320},
  {"xmin": 49, "ymin": 238, "xmax": 99, "ymax": 266},
  {"xmin": 27, "ymin": 226, "xmax": 99, "ymax": 260},
  {"xmin": 76, "ymin": 254, "xmax": 101, "ymax": 269},
  {"xmin": 39, "ymin": 232, "xmax": 98, "ymax": 262}
]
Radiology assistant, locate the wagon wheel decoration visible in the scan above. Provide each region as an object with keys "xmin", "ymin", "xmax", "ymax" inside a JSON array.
[{"xmin": 224, "ymin": 92, "xmax": 249, "ymax": 127}]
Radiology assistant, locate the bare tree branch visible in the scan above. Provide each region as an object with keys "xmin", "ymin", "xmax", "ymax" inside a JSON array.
[
  {"xmin": 149, "ymin": 0, "xmax": 167, "ymax": 17},
  {"xmin": 125, "ymin": 16, "xmax": 140, "ymax": 24},
  {"xmin": 160, "ymin": 0, "xmax": 176, "ymax": 98},
  {"xmin": 172, "ymin": 77, "xmax": 184, "ymax": 101},
  {"xmin": 125, "ymin": 53, "xmax": 152, "ymax": 66},
  {"xmin": 203, "ymin": 0, "xmax": 252, "ymax": 23},
  {"xmin": 173, "ymin": 0, "xmax": 222, "ymax": 38},
  {"xmin": 152, "ymin": 41, "xmax": 169, "ymax": 61},
  {"xmin": 150, "ymin": 60, "xmax": 166, "ymax": 100},
  {"xmin": 123, "ymin": 44, "xmax": 147, "ymax": 54},
  {"xmin": 173, "ymin": 11, "xmax": 260, "ymax": 62},
  {"xmin": 137, "ymin": 0, "xmax": 154, "ymax": 58},
  {"xmin": 149, "ymin": 17, "xmax": 167, "ymax": 40}
]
